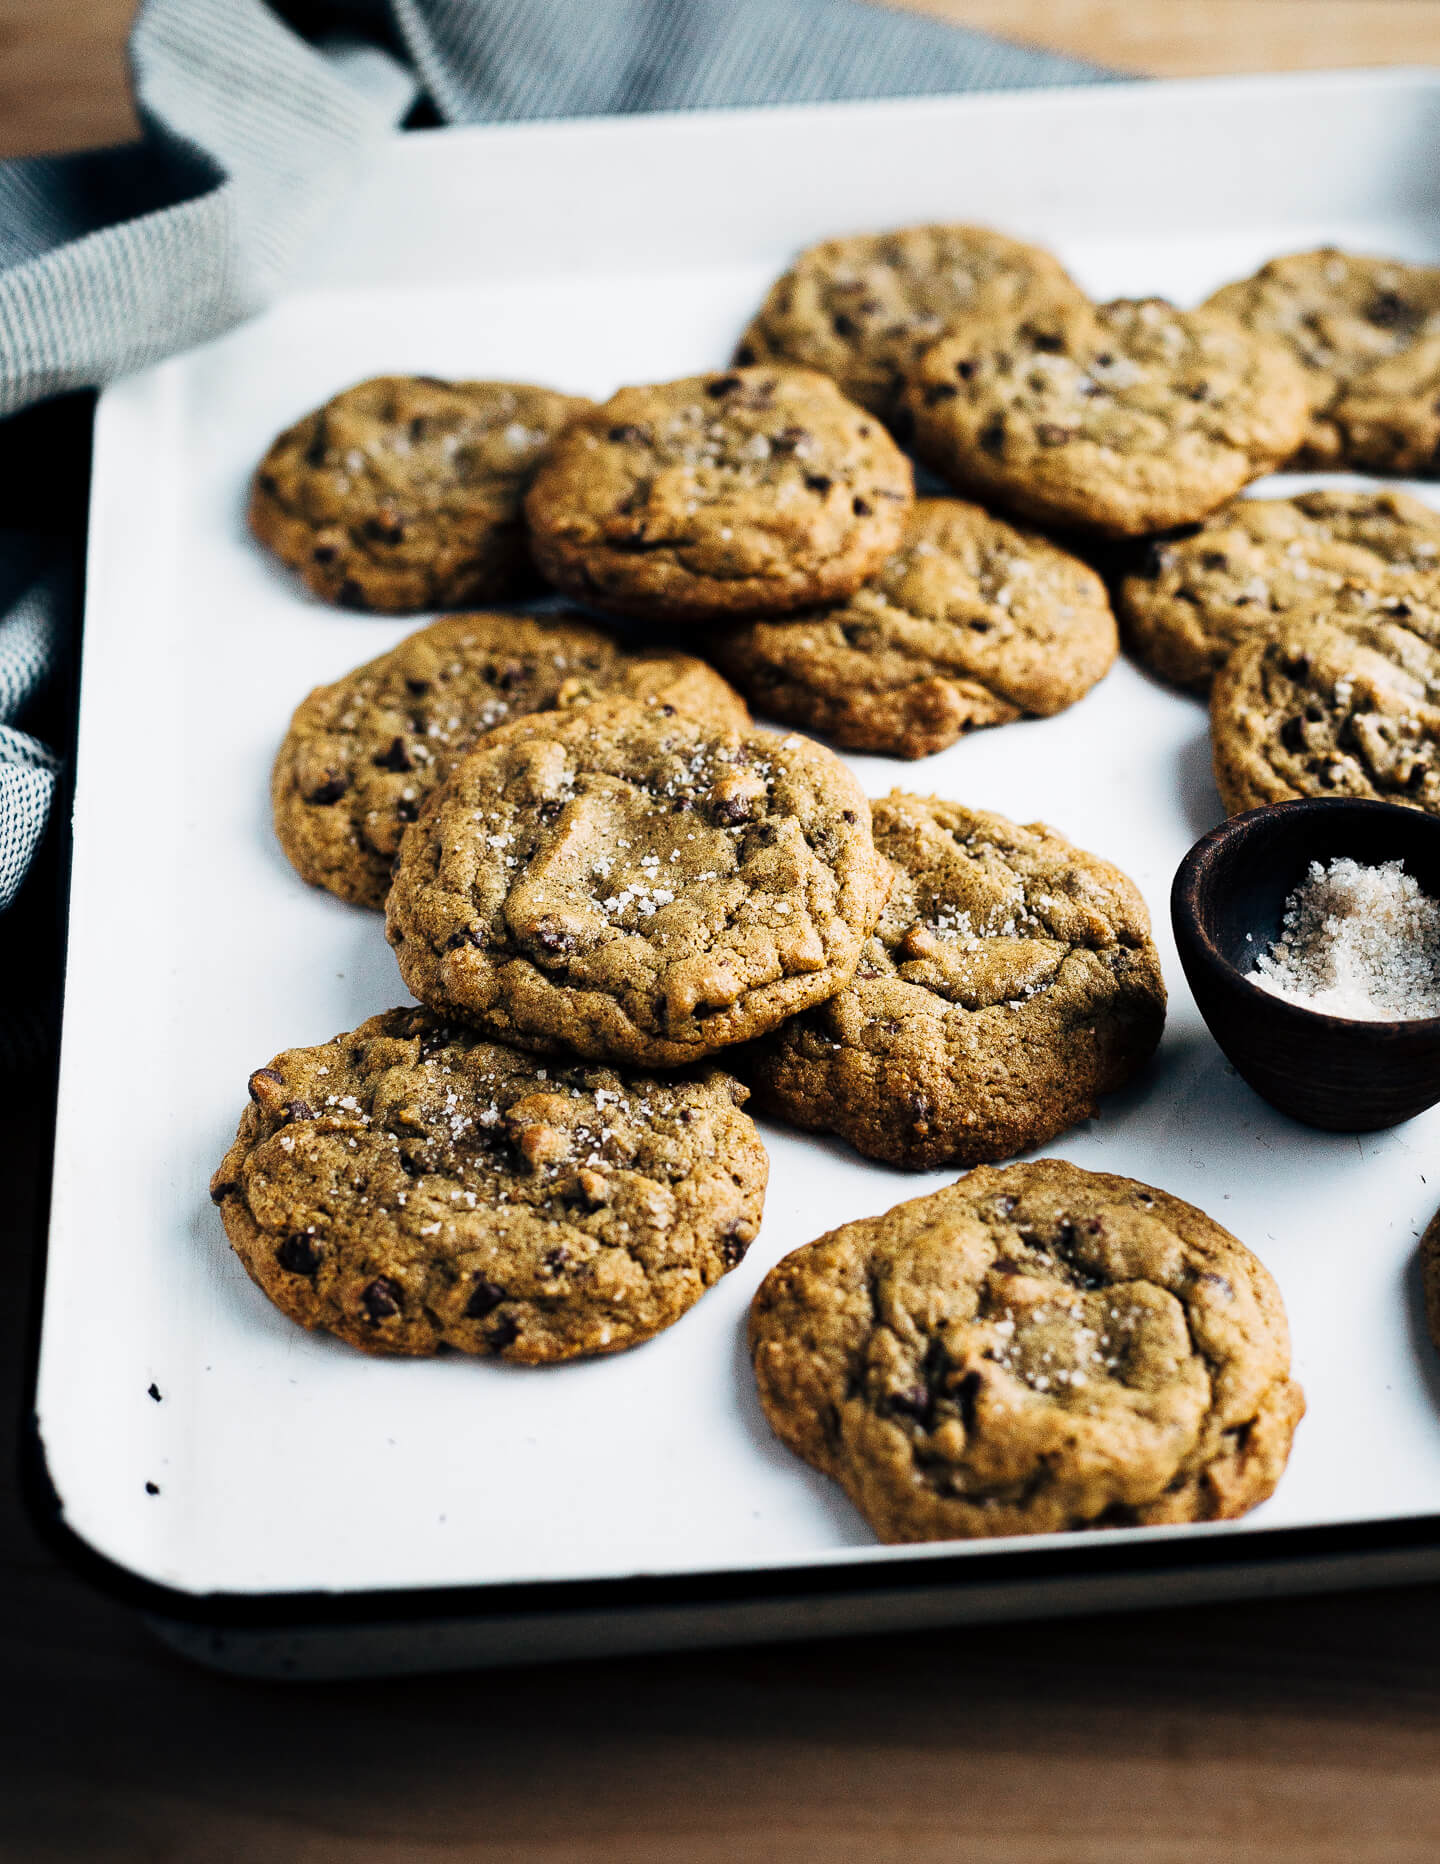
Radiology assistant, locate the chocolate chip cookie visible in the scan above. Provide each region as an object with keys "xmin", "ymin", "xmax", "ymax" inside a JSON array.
[
  {"xmin": 524, "ymin": 368, "xmax": 913, "ymax": 623},
  {"xmin": 250, "ymin": 375, "xmax": 592, "ymax": 612},
  {"xmin": 1119, "ymin": 490, "xmax": 1440, "ymax": 695},
  {"xmin": 709, "ymin": 498, "xmax": 1118, "ymax": 758},
  {"xmin": 749, "ymin": 1159, "xmax": 1304, "ymax": 1543},
  {"xmin": 1210, "ymin": 613, "xmax": 1440, "ymax": 816},
  {"xmin": 1205, "ymin": 248, "xmax": 1440, "ymax": 469},
  {"xmin": 273, "ymin": 612, "xmax": 749, "ymax": 909},
  {"xmin": 1419, "ymin": 1204, "xmax": 1440, "ymax": 1355},
  {"xmin": 211, "ymin": 1007, "xmax": 768, "ymax": 1362},
  {"xmin": 742, "ymin": 795, "xmax": 1165, "ymax": 1169},
  {"xmin": 385, "ymin": 696, "xmax": 893, "ymax": 1067},
  {"xmin": 903, "ymin": 299, "xmax": 1310, "ymax": 537},
  {"xmin": 734, "ymin": 223, "xmax": 1088, "ymax": 425}
]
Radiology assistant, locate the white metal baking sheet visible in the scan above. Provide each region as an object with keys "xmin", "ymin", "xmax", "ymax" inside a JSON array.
[{"xmin": 36, "ymin": 70, "xmax": 1440, "ymax": 1601}]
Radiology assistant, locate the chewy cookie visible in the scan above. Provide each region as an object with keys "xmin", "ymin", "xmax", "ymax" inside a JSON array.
[
  {"xmin": 734, "ymin": 223, "xmax": 1088, "ymax": 426},
  {"xmin": 273, "ymin": 612, "xmax": 748, "ymax": 909},
  {"xmin": 749, "ymin": 1159, "xmax": 1304, "ymax": 1542},
  {"xmin": 210, "ymin": 1007, "xmax": 768, "ymax": 1363},
  {"xmin": 1119, "ymin": 490, "xmax": 1440, "ymax": 695},
  {"xmin": 1211, "ymin": 614, "xmax": 1440, "ymax": 817},
  {"xmin": 1205, "ymin": 248, "xmax": 1440, "ymax": 469},
  {"xmin": 1420, "ymin": 1206, "xmax": 1440, "ymax": 1356},
  {"xmin": 250, "ymin": 375, "xmax": 592, "ymax": 612},
  {"xmin": 710, "ymin": 498, "xmax": 1117, "ymax": 758},
  {"xmin": 524, "ymin": 368, "xmax": 913, "ymax": 623},
  {"xmin": 386, "ymin": 696, "xmax": 893, "ymax": 1067},
  {"xmin": 903, "ymin": 298, "xmax": 1310, "ymax": 538},
  {"xmin": 743, "ymin": 796, "xmax": 1165, "ymax": 1169}
]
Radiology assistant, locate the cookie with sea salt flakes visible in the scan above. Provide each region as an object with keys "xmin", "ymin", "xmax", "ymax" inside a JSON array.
[
  {"xmin": 210, "ymin": 1008, "xmax": 768, "ymax": 1363},
  {"xmin": 1118, "ymin": 489, "xmax": 1440, "ymax": 695},
  {"xmin": 250, "ymin": 375, "xmax": 593, "ymax": 612},
  {"xmin": 709, "ymin": 498, "xmax": 1118, "ymax": 758},
  {"xmin": 1204, "ymin": 248, "xmax": 1440, "ymax": 469},
  {"xmin": 748, "ymin": 1159, "xmax": 1304, "ymax": 1543},
  {"xmin": 902, "ymin": 298, "xmax": 1310, "ymax": 538},
  {"xmin": 1418, "ymin": 1205, "xmax": 1440, "ymax": 1357},
  {"xmin": 384, "ymin": 696, "xmax": 893, "ymax": 1068},
  {"xmin": 742, "ymin": 795, "xmax": 1165, "ymax": 1169},
  {"xmin": 1210, "ymin": 613, "xmax": 1440, "ymax": 817},
  {"xmin": 524, "ymin": 368, "xmax": 913, "ymax": 623},
  {"xmin": 272, "ymin": 611, "xmax": 749, "ymax": 910},
  {"xmin": 733, "ymin": 223, "xmax": 1088, "ymax": 425}
]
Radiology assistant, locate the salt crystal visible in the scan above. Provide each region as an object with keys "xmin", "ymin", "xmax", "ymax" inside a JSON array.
[{"xmin": 1246, "ymin": 856, "xmax": 1440, "ymax": 1020}]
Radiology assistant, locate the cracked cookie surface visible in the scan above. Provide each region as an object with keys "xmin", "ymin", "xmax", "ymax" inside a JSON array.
[
  {"xmin": 250, "ymin": 375, "xmax": 592, "ymax": 612},
  {"xmin": 524, "ymin": 368, "xmax": 913, "ymax": 622},
  {"xmin": 742, "ymin": 796, "xmax": 1165, "ymax": 1168},
  {"xmin": 1210, "ymin": 613, "xmax": 1440, "ymax": 816},
  {"xmin": 710, "ymin": 498, "xmax": 1117, "ymax": 758},
  {"xmin": 385, "ymin": 696, "xmax": 892, "ymax": 1067},
  {"xmin": 734, "ymin": 223, "xmax": 1087, "ymax": 426},
  {"xmin": 211, "ymin": 1007, "xmax": 767, "ymax": 1362},
  {"xmin": 748, "ymin": 1159, "xmax": 1303, "ymax": 1543},
  {"xmin": 1204, "ymin": 248, "xmax": 1440, "ymax": 469},
  {"xmin": 903, "ymin": 298, "xmax": 1309, "ymax": 537},
  {"xmin": 1119, "ymin": 490, "xmax": 1440, "ymax": 695},
  {"xmin": 273, "ymin": 612, "xmax": 748, "ymax": 909}
]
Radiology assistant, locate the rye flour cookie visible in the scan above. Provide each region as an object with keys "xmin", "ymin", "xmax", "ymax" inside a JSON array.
[
  {"xmin": 1328, "ymin": 333, "xmax": 1440, "ymax": 477},
  {"xmin": 749, "ymin": 1159, "xmax": 1305, "ymax": 1542},
  {"xmin": 1204, "ymin": 248, "xmax": 1440, "ymax": 469},
  {"xmin": 710, "ymin": 498, "xmax": 1117, "ymax": 758},
  {"xmin": 734, "ymin": 223, "xmax": 1088, "ymax": 425},
  {"xmin": 743, "ymin": 795, "xmax": 1165, "ymax": 1168},
  {"xmin": 1419, "ymin": 1205, "xmax": 1440, "ymax": 1356},
  {"xmin": 210, "ymin": 1007, "xmax": 768, "ymax": 1363},
  {"xmin": 903, "ymin": 298, "xmax": 1310, "ymax": 537},
  {"xmin": 1119, "ymin": 490, "xmax": 1440, "ymax": 694},
  {"xmin": 524, "ymin": 368, "xmax": 913, "ymax": 623},
  {"xmin": 250, "ymin": 375, "xmax": 592, "ymax": 611},
  {"xmin": 1210, "ymin": 614, "xmax": 1440, "ymax": 816},
  {"xmin": 385, "ymin": 697, "xmax": 893, "ymax": 1067},
  {"xmin": 273, "ymin": 612, "xmax": 748, "ymax": 909}
]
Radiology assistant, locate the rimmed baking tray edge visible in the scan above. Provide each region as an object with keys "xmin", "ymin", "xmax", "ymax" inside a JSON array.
[{"xmin": 25, "ymin": 66, "xmax": 1440, "ymax": 1678}]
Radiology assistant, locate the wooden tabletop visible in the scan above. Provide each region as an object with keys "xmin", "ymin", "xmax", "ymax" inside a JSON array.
[{"xmin": 6, "ymin": 4, "xmax": 1440, "ymax": 1859}]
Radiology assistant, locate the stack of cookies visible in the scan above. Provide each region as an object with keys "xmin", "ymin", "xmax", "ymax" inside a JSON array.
[{"xmin": 215, "ymin": 218, "xmax": 1344, "ymax": 1545}]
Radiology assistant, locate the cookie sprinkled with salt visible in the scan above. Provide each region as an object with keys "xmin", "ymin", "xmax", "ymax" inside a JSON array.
[
  {"xmin": 385, "ymin": 696, "xmax": 891, "ymax": 1067},
  {"xmin": 1247, "ymin": 856, "xmax": 1440, "ymax": 1020},
  {"xmin": 210, "ymin": 1007, "xmax": 768, "ymax": 1363}
]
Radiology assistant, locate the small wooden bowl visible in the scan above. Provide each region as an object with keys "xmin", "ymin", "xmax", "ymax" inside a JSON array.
[{"xmin": 1171, "ymin": 798, "xmax": 1440, "ymax": 1132}]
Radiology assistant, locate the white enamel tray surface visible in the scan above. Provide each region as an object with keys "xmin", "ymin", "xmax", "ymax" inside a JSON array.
[{"xmin": 40, "ymin": 70, "xmax": 1440, "ymax": 1602}]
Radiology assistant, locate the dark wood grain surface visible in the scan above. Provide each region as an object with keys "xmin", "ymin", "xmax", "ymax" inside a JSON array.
[{"xmin": 6, "ymin": 4, "xmax": 1440, "ymax": 1858}]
